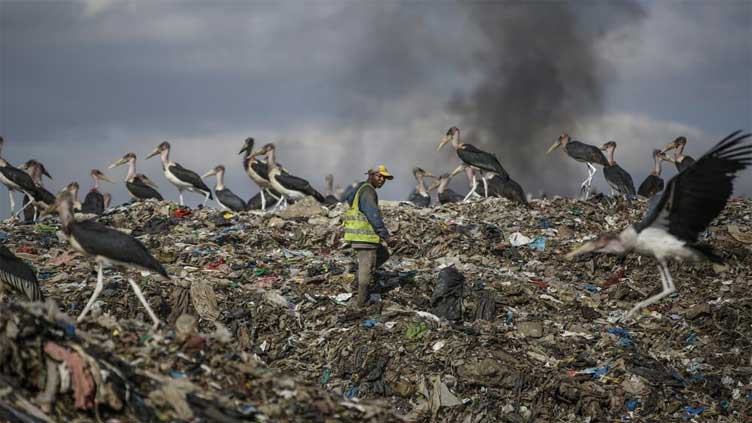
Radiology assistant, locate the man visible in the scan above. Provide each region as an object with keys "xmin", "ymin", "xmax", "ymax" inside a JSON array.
[{"xmin": 344, "ymin": 165, "xmax": 393, "ymax": 307}]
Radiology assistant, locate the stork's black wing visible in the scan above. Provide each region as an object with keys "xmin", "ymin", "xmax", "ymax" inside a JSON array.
[
  {"xmin": 169, "ymin": 163, "xmax": 213, "ymax": 198},
  {"xmin": 0, "ymin": 246, "xmax": 44, "ymax": 301},
  {"xmin": 637, "ymin": 174, "xmax": 664, "ymax": 198},
  {"xmin": 566, "ymin": 141, "xmax": 609, "ymax": 166},
  {"xmin": 81, "ymin": 191, "xmax": 105, "ymax": 214},
  {"xmin": 35, "ymin": 187, "xmax": 55, "ymax": 205},
  {"xmin": 407, "ymin": 189, "xmax": 431, "ymax": 207},
  {"xmin": 0, "ymin": 166, "xmax": 38, "ymax": 194},
  {"xmin": 250, "ymin": 160, "xmax": 270, "ymax": 180},
  {"xmin": 275, "ymin": 173, "xmax": 326, "ymax": 203},
  {"xmin": 676, "ymin": 156, "xmax": 696, "ymax": 172},
  {"xmin": 604, "ymin": 164, "xmax": 636, "ymax": 195},
  {"xmin": 635, "ymin": 131, "xmax": 752, "ymax": 242},
  {"xmin": 127, "ymin": 180, "xmax": 163, "ymax": 201},
  {"xmin": 216, "ymin": 188, "xmax": 247, "ymax": 212},
  {"xmin": 439, "ymin": 189, "xmax": 464, "ymax": 204},
  {"xmin": 71, "ymin": 220, "xmax": 168, "ymax": 277},
  {"xmin": 458, "ymin": 145, "xmax": 510, "ymax": 180}
]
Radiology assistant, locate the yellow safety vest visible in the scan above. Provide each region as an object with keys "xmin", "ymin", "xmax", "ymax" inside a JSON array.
[{"xmin": 343, "ymin": 184, "xmax": 380, "ymax": 244}]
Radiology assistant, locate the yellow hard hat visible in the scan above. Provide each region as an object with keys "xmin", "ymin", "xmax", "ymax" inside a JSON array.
[{"xmin": 366, "ymin": 165, "xmax": 393, "ymax": 180}]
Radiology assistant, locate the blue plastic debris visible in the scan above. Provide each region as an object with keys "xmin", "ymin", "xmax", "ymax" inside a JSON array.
[
  {"xmin": 685, "ymin": 332, "xmax": 698, "ymax": 345},
  {"xmin": 689, "ymin": 372, "xmax": 705, "ymax": 384},
  {"xmin": 505, "ymin": 310, "xmax": 514, "ymax": 325},
  {"xmin": 539, "ymin": 219, "xmax": 551, "ymax": 229},
  {"xmin": 345, "ymin": 385, "xmax": 359, "ymax": 399},
  {"xmin": 0, "ymin": 233, "xmax": 8, "ymax": 240},
  {"xmin": 363, "ymin": 319, "xmax": 378, "ymax": 329},
  {"xmin": 169, "ymin": 371, "xmax": 186, "ymax": 379},
  {"xmin": 747, "ymin": 391, "xmax": 752, "ymax": 401},
  {"xmin": 607, "ymin": 328, "xmax": 634, "ymax": 348},
  {"xmin": 57, "ymin": 321, "xmax": 76, "ymax": 337},
  {"xmin": 683, "ymin": 406, "xmax": 707, "ymax": 419},
  {"xmin": 583, "ymin": 284, "xmax": 601, "ymax": 293},
  {"xmin": 239, "ymin": 404, "xmax": 257, "ymax": 416},
  {"xmin": 528, "ymin": 237, "xmax": 547, "ymax": 252},
  {"xmin": 625, "ymin": 399, "xmax": 638, "ymax": 411},
  {"xmin": 592, "ymin": 365, "xmax": 610, "ymax": 379}
]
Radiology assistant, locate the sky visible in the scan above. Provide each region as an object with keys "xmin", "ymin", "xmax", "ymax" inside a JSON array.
[{"xmin": 1, "ymin": 0, "xmax": 750, "ymax": 215}]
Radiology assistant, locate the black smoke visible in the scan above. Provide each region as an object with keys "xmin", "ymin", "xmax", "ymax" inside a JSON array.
[{"xmin": 448, "ymin": 2, "xmax": 646, "ymax": 196}]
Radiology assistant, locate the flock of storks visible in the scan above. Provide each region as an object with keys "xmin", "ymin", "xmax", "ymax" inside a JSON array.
[{"xmin": 0, "ymin": 127, "xmax": 750, "ymax": 326}]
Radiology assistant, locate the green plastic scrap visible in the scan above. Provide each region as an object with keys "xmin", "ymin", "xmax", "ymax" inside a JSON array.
[
  {"xmin": 405, "ymin": 322, "xmax": 429, "ymax": 339},
  {"xmin": 34, "ymin": 224, "xmax": 58, "ymax": 235}
]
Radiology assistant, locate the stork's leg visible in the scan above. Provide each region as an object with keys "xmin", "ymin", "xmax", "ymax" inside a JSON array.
[
  {"xmin": 625, "ymin": 261, "xmax": 675, "ymax": 319},
  {"xmin": 260, "ymin": 190, "xmax": 266, "ymax": 210},
  {"xmin": 8, "ymin": 191, "xmax": 15, "ymax": 215},
  {"xmin": 127, "ymin": 278, "xmax": 161, "ymax": 329},
  {"xmin": 78, "ymin": 263, "xmax": 104, "ymax": 322},
  {"xmin": 273, "ymin": 194, "xmax": 285, "ymax": 210},
  {"xmin": 178, "ymin": 190, "xmax": 184, "ymax": 206},
  {"xmin": 463, "ymin": 174, "xmax": 478, "ymax": 202},
  {"xmin": 203, "ymin": 191, "xmax": 210, "ymax": 206},
  {"xmin": 482, "ymin": 175, "xmax": 489, "ymax": 198},
  {"xmin": 14, "ymin": 198, "xmax": 34, "ymax": 219},
  {"xmin": 32, "ymin": 205, "xmax": 38, "ymax": 222}
]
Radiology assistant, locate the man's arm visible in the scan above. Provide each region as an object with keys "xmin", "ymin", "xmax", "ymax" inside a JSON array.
[{"xmin": 358, "ymin": 186, "xmax": 389, "ymax": 240}]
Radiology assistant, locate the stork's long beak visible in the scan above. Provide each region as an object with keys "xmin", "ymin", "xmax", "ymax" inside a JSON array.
[
  {"xmin": 565, "ymin": 240, "xmax": 600, "ymax": 259},
  {"xmin": 108, "ymin": 157, "xmax": 128, "ymax": 169},
  {"xmin": 437, "ymin": 135, "xmax": 450, "ymax": 152},
  {"xmin": 427, "ymin": 180, "xmax": 440, "ymax": 192},
  {"xmin": 238, "ymin": 145, "xmax": 248, "ymax": 155},
  {"xmin": 659, "ymin": 153, "xmax": 676, "ymax": 163},
  {"xmin": 41, "ymin": 166, "xmax": 52, "ymax": 179},
  {"xmin": 662, "ymin": 142, "xmax": 677, "ymax": 153},
  {"xmin": 145, "ymin": 148, "xmax": 160, "ymax": 159},
  {"xmin": 449, "ymin": 164, "xmax": 465, "ymax": 177},
  {"xmin": 201, "ymin": 170, "xmax": 216, "ymax": 179},
  {"xmin": 423, "ymin": 172, "xmax": 437, "ymax": 178},
  {"xmin": 545, "ymin": 140, "xmax": 561, "ymax": 155},
  {"xmin": 99, "ymin": 174, "xmax": 113, "ymax": 183},
  {"xmin": 249, "ymin": 149, "xmax": 265, "ymax": 158}
]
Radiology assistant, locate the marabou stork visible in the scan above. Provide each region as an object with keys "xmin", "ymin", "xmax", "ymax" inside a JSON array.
[
  {"xmin": 663, "ymin": 136, "xmax": 696, "ymax": 172},
  {"xmin": 146, "ymin": 142, "xmax": 212, "ymax": 206},
  {"xmin": 109, "ymin": 153, "xmax": 164, "ymax": 202},
  {"xmin": 251, "ymin": 143, "xmax": 326, "ymax": 208},
  {"xmin": 567, "ymin": 130, "xmax": 752, "ymax": 320},
  {"xmin": 546, "ymin": 133, "xmax": 609, "ymax": 200},
  {"xmin": 323, "ymin": 174, "xmax": 339, "ymax": 205},
  {"xmin": 637, "ymin": 150, "xmax": 666, "ymax": 199},
  {"xmin": 18, "ymin": 160, "xmax": 55, "ymax": 221},
  {"xmin": 202, "ymin": 165, "xmax": 247, "ymax": 212},
  {"xmin": 0, "ymin": 138, "xmax": 46, "ymax": 218},
  {"xmin": 0, "ymin": 245, "xmax": 44, "ymax": 302},
  {"xmin": 406, "ymin": 167, "xmax": 435, "ymax": 208},
  {"xmin": 64, "ymin": 182, "xmax": 82, "ymax": 212},
  {"xmin": 43, "ymin": 191, "xmax": 168, "ymax": 328},
  {"xmin": 473, "ymin": 172, "xmax": 528, "ymax": 205},
  {"xmin": 102, "ymin": 193, "xmax": 112, "ymax": 210},
  {"xmin": 81, "ymin": 169, "xmax": 113, "ymax": 214},
  {"xmin": 238, "ymin": 137, "xmax": 283, "ymax": 211},
  {"xmin": 601, "ymin": 141, "xmax": 636, "ymax": 197},
  {"xmin": 437, "ymin": 127, "xmax": 510, "ymax": 201},
  {"xmin": 427, "ymin": 173, "xmax": 464, "ymax": 205}
]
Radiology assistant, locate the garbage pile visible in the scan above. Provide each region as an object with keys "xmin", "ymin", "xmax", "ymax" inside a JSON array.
[{"xmin": 1, "ymin": 195, "xmax": 751, "ymax": 422}]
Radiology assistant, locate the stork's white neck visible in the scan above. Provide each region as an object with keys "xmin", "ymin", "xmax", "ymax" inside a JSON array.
[
  {"xmin": 92, "ymin": 174, "xmax": 100, "ymax": 190},
  {"xmin": 652, "ymin": 154, "xmax": 662, "ymax": 176},
  {"xmin": 160, "ymin": 148, "xmax": 170, "ymax": 165},
  {"xmin": 215, "ymin": 170, "xmax": 225, "ymax": 191},
  {"xmin": 58, "ymin": 203, "xmax": 75, "ymax": 233},
  {"xmin": 126, "ymin": 159, "xmax": 136, "ymax": 182},
  {"xmin": 675, "ymin": 144, "xmax": 685, "ymax": 162},
  {"xmin": 451, "ymin": 130, "xmax": 461, "ymax": 149},
  {"xmin": 267, "ymin": 149, "xmax": 278, "ymax": 171},
  {"xmin": 415, "ymin": 174, "xmax": 427, "ymax": 195},
  {"xmin": 606, "ymin": 147, "xmax": 616, "ymax": 166}
]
